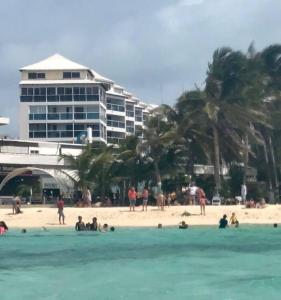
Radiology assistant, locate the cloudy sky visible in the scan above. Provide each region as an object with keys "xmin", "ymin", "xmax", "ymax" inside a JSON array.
[{"xmin": 0, "ymin": 0, "xmax": 280, "ymax": 136}]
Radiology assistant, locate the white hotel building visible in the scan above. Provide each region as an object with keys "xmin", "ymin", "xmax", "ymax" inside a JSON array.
[{"xmin": 19, "ymin": 54, "xmax": 155, "ymax": 144}]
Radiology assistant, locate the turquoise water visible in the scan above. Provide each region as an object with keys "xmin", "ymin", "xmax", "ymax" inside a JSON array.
[{"xmin": 1, "ymin": 226, "xmax": 281, "ymax": 300}]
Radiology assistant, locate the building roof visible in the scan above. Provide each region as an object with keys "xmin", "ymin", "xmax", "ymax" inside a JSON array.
[
  {"xmin": 90, "ymin": 69, "xmax": 114, "ymax": 84},
  {"xmin": 19, "ymin": 79, "xmax": 97, "ymax": 85},
  {"xmin": 20, "ymin": 54, "xmax": 89, "ymax": 71}
]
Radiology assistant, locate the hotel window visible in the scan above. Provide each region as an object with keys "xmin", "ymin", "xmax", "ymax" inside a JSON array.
[
  {"xmin": 28, "ymin": 72, "xmax": 45, "ymax": 79},
  {"xmin": 63, "ymin": 72, "xmax": 80, "ymax": 79},
  {"xmin": 47, "ymin": 87, "xmax": 56, "ymax": 95}
]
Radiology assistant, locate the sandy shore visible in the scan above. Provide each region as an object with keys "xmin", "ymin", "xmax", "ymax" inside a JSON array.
[{"xmin": 1, "ymin": 204, "xmax": 281, "ymax": 229}]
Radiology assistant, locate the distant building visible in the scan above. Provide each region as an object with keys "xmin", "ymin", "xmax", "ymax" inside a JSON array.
[{"xmin": 19, "ymin": 54, "xmax": 155, "ymax": 144}]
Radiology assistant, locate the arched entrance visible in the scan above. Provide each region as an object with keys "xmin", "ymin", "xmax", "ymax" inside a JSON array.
[{"xmin": 0, "ymin": 167, "xmax": 78, "ymax": 198}]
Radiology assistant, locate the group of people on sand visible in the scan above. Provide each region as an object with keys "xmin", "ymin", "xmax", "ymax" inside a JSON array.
[
  {"xmin": 127, "ymin": 183, "xmax": 207, "ymax": 215},
  {"xmin": 75, "ymin": 216, "xmax": 115, "ymax": 232},
  {"xmin": 128, "ymin": 186, "xmax": 149, "ymax": 211}
]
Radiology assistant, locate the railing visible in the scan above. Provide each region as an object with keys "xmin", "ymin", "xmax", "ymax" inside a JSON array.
[
  {"xmin": 126, "ymin": 127, "xmax": 134, "ymax": 133},
  {"xmin": 107, "ymin": 104, "xmax": 125, "ymax": 112},
  {"xmin": 29, "ymin": 112, "xmax": 99, "ymax": 121},
  {"xmin": 126, "ymin": 111, "xmax": 134, "ymax": 117},
  {"xmin": 107, "ymin": 120, "xmax": 125, "ymax": 128},
  {"xmin": 21, "ymin": 94, "xmax": 99, "ymax": 103},
  {"xmin": 107, "ymin": 137, "xmax": 124, "ymax": 144}
]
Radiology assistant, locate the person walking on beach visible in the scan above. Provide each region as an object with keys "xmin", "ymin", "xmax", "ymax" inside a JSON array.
[
  {"xmin": 57, "ymin": 196, "xmax": 65, "ymax": 225},
  {"xmin": 198, "ymin": 188, "xmax": 206, "ymax": 216},
  {"xmin": 142, "ymin": 188, "xmax": 149, "ymax": 211},
  {"xmin": 128, "ymin": 186, "xmax": 137, "ymax": 212}
]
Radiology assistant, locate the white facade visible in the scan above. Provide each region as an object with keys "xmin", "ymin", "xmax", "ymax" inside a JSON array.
[{"xmin": 19, "ymin": 54, "xmax": 155, "ymax": 144}]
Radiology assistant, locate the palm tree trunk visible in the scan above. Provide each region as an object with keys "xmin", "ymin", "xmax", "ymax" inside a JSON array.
[
  {"xmin": 212, "ymin": 124, "xmax": 221, "ymax": 195},
  {"xmin": 153, "ymin": 161, "xmax": 162, "ymax": 193},
  {"xmin": 268, "ymin": 135, "xmax": 279, "ymax": 201},
  {"xmin": 263, "ymin": 139, "xmax": 274, "ymax": 203},
  {"xmin": 243, "ymin": 134, "xmax": 249, "ymax": 185}
]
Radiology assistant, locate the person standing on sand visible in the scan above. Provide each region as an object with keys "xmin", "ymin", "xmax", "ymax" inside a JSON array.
[
  {"xmin": 157, "ymin": 193, "xmax": 165, "ymax": 211},
  {"xmin": 86, "ymin": 187, "xmax": 92, "ymax": 207},
  {"xmin": 57, "ymin": 196, "xmax": 65, "ymax": 225},
  {"xmin": 189, "ymin": 182, "xmax": 198, "ymax": 205},
  {"xmin": 198, "ymin": 188, "xmax": 206, "ymax": 216},
  {"xmin": 142, "ymin": 188, "xmax": 149, "ymax": 211},
  {"xmin": 128, "ymin": 187, "xmax": 137, "ymax": 211}
]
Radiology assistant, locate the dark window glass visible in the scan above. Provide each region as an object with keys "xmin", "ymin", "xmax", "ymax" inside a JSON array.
[
  {"xmin": 34, "ymin": 88, "xmax": 40, "ymax": 95},
  {"xmin": 20, "ymin": 96, "xmax": 33, "ymax": 102},
  {"xmin": 72, "ymin": 72, "xmax": 80, "ymax": 78},
  {"xmin": 47, "ymin": 87, "xmax": 56, "ymax": 95},
  {"xmin": 126, "ymin": 104, "xmax": 134, "ymax": 111},
  {"xmin": 63, "ymin": 72, "xmax": 71, "ymax": 79},
  {"xmin": 40, "ymin": 88, "xmax": 46, "ymax": 95},
  {"xmin": 79, "ymin": 87, "xmax": 85, "ymax": 94},
  {"xmin": 28, "ymin": 88, "xmax": 33, "ymax": 95},
  {"xmin": 73, "ymin": 87, "xmax": 79, "ymax": 94},
  {"xmin": 28, "ymin": 73, "xmax": 36, "ymax": 79},
  {"xmin": 92, "ymin": 87, "xmax": 99, "ymax": 94},
  {"xmin": 74, "ymin": 124, "xmax": 84, "ymax": 130},
  {"xmin": 21, "ymin": 88, "xmax": 27, "ymax": 95},
  {"xmin": 74, "ymin": 107, "xmax": 84, "ymax": 112},
  {"xmin": 86, "ymin": 87, "xmax": 92, "ymax": 95},
  {"xmin": 37, "ymin": 73, "xmax": 45, "ymax": 79},
  {"xmin": 57, "ymin": 87, "xmax": 64, "ymax": 95},
  {"xmin": 65, "ymin": 88, "xmax": 72, "ymax": 95}
]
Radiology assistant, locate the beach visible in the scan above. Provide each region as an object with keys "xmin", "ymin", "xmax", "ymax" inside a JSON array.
[{"xmin": 1, "ymin": 204, "xmax": 281, "ymax": 228}]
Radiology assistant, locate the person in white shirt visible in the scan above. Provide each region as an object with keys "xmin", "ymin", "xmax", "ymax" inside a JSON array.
[{"xmin": 189, "ymin": 182, "xmax": 198, "ymax": 205}]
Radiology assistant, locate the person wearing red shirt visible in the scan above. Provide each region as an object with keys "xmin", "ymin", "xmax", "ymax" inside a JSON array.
[
  {"xmin": 57, "ymin": 197, "xmax": 65, "ymax": 224},
  {"xmin": 128, "ymin": 187, "xmax": 137, "ymax": 212}
]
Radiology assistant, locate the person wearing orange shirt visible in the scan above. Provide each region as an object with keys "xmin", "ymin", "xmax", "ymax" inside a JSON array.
[{"xmin": 128, "ymin": 187, "xmax": 137, "ymax": 212}]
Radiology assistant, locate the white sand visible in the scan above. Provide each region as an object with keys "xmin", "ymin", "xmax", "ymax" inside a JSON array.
[{"xmin": 1, "ymin": 204, "xmax": 281, "ymax": 229}]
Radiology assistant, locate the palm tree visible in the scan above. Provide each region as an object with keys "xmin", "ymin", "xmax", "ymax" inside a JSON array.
[
  {"xmin": 60, "ymin": 144, "xmax": 94, "ymax": 199},
  {"xmin": 176, "ymin": 47, "xmax": 268, "ymax": 195},
  {"xmin": 137, "ymin": 105, "xmax": 180, "ymax": 192}
]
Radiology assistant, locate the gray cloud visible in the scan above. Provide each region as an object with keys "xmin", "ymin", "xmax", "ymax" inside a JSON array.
[{"xmin": 0, "ymin": 0, "xmax": 280, "ymax": 136}]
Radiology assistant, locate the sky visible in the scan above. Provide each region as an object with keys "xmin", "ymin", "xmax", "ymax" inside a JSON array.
[{"xmin": 0, "ymin": 0, "xmax": 280, "ymax": 136}]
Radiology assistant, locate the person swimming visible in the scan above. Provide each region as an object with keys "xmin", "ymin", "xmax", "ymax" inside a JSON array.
[
  {"xmin": 75, "ymin": 216, "xmax": 86, "ymax": 231},
  {"xmin": 229, "ymin": 212, "xmax": 239, "ymax": 227},
  {"xmin": 219, "ymin": 214, "xmax": 228, "ymax": 228},
  {"xmin": 0, "ymin": 221, "xmax": 8, "ymax": 235},
  {"xmin": 179, "ymin": 221, "xmax": 188, "ymax": 229}
]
